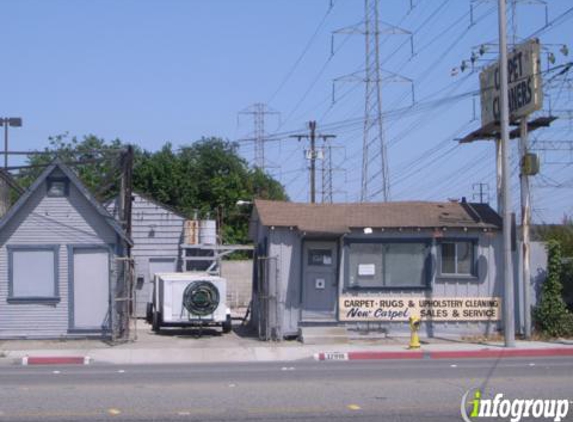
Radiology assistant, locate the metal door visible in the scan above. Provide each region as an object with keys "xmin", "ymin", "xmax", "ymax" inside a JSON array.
[
  {"xmin": 302, "ymin": 241, "xmax": 338, "ymax": 321},
  {"xmin": 71, "ymin": 248, "xmax": 110, "ymax": 330}
]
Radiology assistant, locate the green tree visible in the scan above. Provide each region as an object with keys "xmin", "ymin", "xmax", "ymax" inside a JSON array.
[
  {"xmin": 19, "ymin": 135, "xmax": 288, "ymax": 245},
  {"xmin": 538, "ymin": 223, "xmax": 573, "ymax": 257},
  {"xmin": 533, "ymin": 240, "xmax": 573, "ymax": 337},
  {"xmin": 134, "ymin": 138, "xmax": 288, "ymax": 244},
  {"xmin": 19, "ymin": 133, "xmax": 126, "ymax": 201},
  {"xmin": 538, "ymin": 223, "xmax": 573, "ymax": 309}
]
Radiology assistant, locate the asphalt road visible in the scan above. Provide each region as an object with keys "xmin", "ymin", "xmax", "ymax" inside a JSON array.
[{"xmin": 0, "ymin": 357, "xmax": 572, "ymax": 422}]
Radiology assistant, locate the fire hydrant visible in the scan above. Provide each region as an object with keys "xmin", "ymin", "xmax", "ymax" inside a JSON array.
[{"xmin": 408, "ymin": 315, "xmax": 421, "ymax": 349}]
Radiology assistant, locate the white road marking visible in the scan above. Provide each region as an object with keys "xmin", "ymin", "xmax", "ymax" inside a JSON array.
[
  {"xmin": 52, "ymin": 371, "xmax": 61, "ymax": 374},
  {"xmin": 450, "ymin": 364, "xmax": 458, "ymax": 368},
  {"xmin": 177, "ymin": 411, "xmax": 191, "ymax": 416}
]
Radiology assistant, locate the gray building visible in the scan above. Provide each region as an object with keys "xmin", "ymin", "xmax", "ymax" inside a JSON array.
[
  {"xmin": 107, "ymin": 192, "xmax": 186, "ymax": 317},
  {"xmin": 0, "ymin": 161, "xmax": 132, "ymax": 339},
  {"xmin": 250, "ymin": 199, "xmax": 514, "ymax": 340}
]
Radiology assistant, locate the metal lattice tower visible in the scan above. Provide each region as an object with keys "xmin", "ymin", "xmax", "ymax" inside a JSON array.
[
  {"xmin": 361, "ymin": 0, "xmax": 389, "ymax": 202},
  {"xmin": 321, "ymin": 144, "xmax": 333, "ymax": 203},
  {"xmin": 332, "ymin": 1, "xmax": 413, "ymax": 202},
  {"xmin": 238, "ymin": 103, "xmax": 280, "ymax": 170}
]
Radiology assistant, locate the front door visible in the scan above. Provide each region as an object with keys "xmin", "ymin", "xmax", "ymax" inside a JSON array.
[
  {"xmin": 71, "ymin": 248, "xmax": 110, "ymax": 331},
  {"xmin": 302, "ymin": 241, "xmax": 338, "ymax": 321}
]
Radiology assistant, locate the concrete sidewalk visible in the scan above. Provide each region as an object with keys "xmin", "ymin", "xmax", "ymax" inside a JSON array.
[{"xmin": 1, "ymin": 321, "xmax": 572, "ymax": 366}]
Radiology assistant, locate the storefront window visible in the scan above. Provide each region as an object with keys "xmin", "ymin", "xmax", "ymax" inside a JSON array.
[
  {"xmin": 440, "ymin": 241, "xmax": 474, "ymax": 276},
  {"xmin": 347, "ymin": 241, "xmax": 429, "ymax": 289}
]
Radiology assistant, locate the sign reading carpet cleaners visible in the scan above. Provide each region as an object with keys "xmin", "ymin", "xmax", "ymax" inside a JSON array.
[
  {"xmin": 479, "ymin": 38, "xmax": 543, "ymax": 127},
  {"xmin": 339, "ymin": 296, "xmax": 501, "ymax": 322}
]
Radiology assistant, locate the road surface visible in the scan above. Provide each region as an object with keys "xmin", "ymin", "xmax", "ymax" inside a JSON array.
[{"xmin": 0, "ymin": 357, "xmax": 572, "ymax": 421}]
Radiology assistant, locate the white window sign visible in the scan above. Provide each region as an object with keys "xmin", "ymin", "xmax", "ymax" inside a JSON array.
[{"xmin": 358, "ymin": 264, "xmax": 376, "ymax": 276}]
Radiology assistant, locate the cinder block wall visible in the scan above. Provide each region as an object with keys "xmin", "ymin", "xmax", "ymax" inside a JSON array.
[{"xmin": 221, "ymin": 260, "xmax": 253, "ymax": 309}]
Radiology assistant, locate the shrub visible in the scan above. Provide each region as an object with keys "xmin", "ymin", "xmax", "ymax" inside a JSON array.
[{"xmin": 533, "ymin": 240, "xmax": 573, "ymax": 337}]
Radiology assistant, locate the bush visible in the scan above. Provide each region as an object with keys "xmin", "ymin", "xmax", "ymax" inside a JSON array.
[
  {"xmin": 561, "ymin": 259, "xmax": 573, "ymax": 312},
  {"xmin": 533, "ymin": 240, "xmax": 573, "ymax": 337}
]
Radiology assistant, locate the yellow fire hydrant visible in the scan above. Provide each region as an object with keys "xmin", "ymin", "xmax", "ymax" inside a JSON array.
[{"xmin": 408, "ymin": 315, "xmax": 421, "ymax": 349}]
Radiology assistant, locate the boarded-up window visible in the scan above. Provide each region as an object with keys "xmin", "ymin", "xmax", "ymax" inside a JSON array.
[
  {"xmin": 347, "ymin": 242, "xmax": 429, "ymax": 289},
  {"xmin": 8, "ymin": 247, "xmax": 58, "ymax": 300}
]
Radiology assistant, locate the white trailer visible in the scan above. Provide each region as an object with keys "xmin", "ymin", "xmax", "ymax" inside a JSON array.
[{"xmin": 146, "ymin": 272, "xmax": 232, "ymax": 333}]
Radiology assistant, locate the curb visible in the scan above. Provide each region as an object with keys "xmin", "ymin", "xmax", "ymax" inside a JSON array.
[
  {"xmin": 314, "ymin": 348, "xmax": 573, "ymax": 361},
  {"xmin": 21, "ymin": 356, "xmax": 91, "ymax": 366},
  {"xmin": 431, "ymin": 347, "xmax": 573, "ymax": 359}
]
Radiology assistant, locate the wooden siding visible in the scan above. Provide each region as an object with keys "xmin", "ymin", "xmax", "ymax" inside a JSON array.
[
  {"xmin": 0, "ymin": 168, "xmax": 117, "ymax": 338},
  {"xmin": 261, "ymin": 227, "xmax": 505, "ymax": 338},
  {"xmin": 107, "ymin": 193, "xmax": 184, "ymax": 316}
]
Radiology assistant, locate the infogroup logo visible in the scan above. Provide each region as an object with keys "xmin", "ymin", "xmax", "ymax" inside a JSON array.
[{"xmin": 461, "ymin": 388, "xmax": 571, "ymax": 422}]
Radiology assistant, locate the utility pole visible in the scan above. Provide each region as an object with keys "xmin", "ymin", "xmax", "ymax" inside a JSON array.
[
  {"xmin": 519, "ymin": 119, "xmax": 532, "ymax": 339},
  {"xmin": 291, "ymin": 121, "xmax": 335, "ymax": 204},
  {"xmin": 118, "ymin": 145, "xmax": 134, "ymax": 341},
  {"xmin": 0, "ymin": 117, "xmax": 22, "ymax": 217},
  {"xmin": 497, "ymin": 0, "xmax": 516, "ymax": 348},
  {"xmin": 472, "ymin": 182, "xmax": 490, "ymax": 204}
]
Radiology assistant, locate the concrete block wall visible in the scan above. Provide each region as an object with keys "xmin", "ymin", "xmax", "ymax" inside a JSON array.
[{"xmin": 221, "ymin": 260, "xmax": 253, "ymax": 309}]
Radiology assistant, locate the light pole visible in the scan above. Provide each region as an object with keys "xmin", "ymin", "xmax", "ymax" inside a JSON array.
[{"xmin": 0, "ymin": 117, "xmax": 23, "ymax": 169}]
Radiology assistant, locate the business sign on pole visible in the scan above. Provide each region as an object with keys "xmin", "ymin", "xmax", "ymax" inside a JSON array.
[{"xmin": 479, "ymin": 38, "xmax": 543, "ymax": 127}]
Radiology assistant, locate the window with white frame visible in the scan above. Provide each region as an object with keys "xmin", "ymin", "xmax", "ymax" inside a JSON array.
[
  {"xmin": 8, "ymin": 246, "xmax": 59, "ymax": 302},
  {"xmin": 440, "ymin": 241, "xmax": 475, "ymax": 276}
]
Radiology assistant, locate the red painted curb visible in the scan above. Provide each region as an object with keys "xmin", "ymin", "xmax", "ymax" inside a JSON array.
[
  {"xmin": 430, "ymin": 347, "xmax": 573, "ymax": 359},
  {"xmin": 22, "ymin": 356, "xmax": 89, "ymax": 365},
  {"xmin": 348, "ymin": 351, "xmax": 425, "ymax": 360}
]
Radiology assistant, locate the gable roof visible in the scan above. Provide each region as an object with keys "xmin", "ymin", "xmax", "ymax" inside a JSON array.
[
  {"xmin": 253, "ymin": 199, "xmax": 502, "ymax": 234},
  {"xmin": 0, "ymin": 160, "xmax": 133, "ymax": 246}
]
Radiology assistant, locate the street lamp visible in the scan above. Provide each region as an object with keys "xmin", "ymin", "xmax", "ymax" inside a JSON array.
[{"xmin": 0, "ymin": 117, "xmax": 23, "ymax": 169}]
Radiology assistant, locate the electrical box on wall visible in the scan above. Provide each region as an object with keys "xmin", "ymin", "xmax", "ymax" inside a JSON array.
[{"xmin": 522, "ymin": 153, "xmax": 540, "ymax": 176}]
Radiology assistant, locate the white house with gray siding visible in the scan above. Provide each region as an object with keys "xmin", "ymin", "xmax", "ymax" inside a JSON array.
[
  {"xmin": 0, "ymin": 161, "xmax": 131, "ymax": 339},
  {"xmin": 250, "ymin": 199, "xmax": 514, "ymax": 340},
  {"xmin": 107, "ymin": 192, "xmax": 185, "ymax": 317}
]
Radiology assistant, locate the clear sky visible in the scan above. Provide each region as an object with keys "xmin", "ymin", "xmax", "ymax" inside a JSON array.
[{"xmin": 1, "ymin": 0, "xmax": 571, "ymax": 222}]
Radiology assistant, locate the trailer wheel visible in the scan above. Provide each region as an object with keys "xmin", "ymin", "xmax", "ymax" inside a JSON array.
[
  {"xmin": 222, "ymin": 315, "xmax": 232, "ymax": 334},
  {"xmin": 152, "ymin": 311, "xmax": 162, "ymax": 333}
]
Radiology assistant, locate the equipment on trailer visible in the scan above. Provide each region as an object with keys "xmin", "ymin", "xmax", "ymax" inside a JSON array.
[{"xmin": 146, "ymin": 272, "xmax": 232, "ymax": 334}]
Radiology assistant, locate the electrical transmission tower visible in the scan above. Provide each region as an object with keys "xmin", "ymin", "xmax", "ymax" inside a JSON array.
[
  {"xmin": 320, "ymin": 142, "xmax": 345, "ymax": 203},
  {"xmin": 238, "ymin": 103, "xmax": 280, "ymax": 170},
  {"xmin": 362, "ymin": 0, "xmax": 388, "ymax": 202},
  {"xmin": 332, "ymin": 0, "xmax": 413, "ymax": 202}
]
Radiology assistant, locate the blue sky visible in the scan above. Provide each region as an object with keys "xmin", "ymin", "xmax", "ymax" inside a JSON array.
[{"xmin": 1, "ymin": 0, "xmax": 571, "ymax": 222}]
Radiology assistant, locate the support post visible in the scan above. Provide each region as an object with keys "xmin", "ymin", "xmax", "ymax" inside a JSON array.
[
  {"xmin": 498, "ymin": 0, "xmax": 515, "ymax": 347},
  {"xmin": 496, "ymin": 138, "xmax": 503, "ymax": 214},
  {"xmin": 519, "ymin": 118, "xmax": 532, "ymax": 339}
]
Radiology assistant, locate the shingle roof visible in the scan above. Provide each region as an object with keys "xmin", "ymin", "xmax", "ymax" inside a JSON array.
[{"xmin": 253, "ymin": 199, "xmax": 502, "ymax": 234}]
